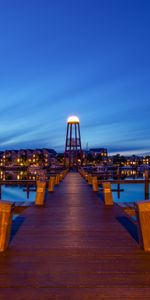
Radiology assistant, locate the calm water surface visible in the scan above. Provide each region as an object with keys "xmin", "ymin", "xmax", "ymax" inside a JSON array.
[
  {"xmin": 112, "ymin": 183, "xmax": 150, "ymax": 203},
  {"xmin": 1, "ymin": 185, "xmax": 36, "ymax": 203}
]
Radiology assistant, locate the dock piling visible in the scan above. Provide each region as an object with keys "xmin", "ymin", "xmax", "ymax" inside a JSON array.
[
  {"xmin": 92, "ymin": 176, "xmax": 98, "ymax": 192},
  {"xmin": 135, "ymin": 201, "xmax": 150, "ymax": 251},
  {"xmin": 103, "ymin": 182, "xmax": 113, "ymax": 205},
  {"xmin": 35, "ymin": 180, "xmax": 46, "ymax": 205},
  {"xmin": 48, "ymin": 176, "xmax": 55, "ymax": 192},
  {"xmin": 0, "ymin": 201, "xmax": 14, "ymax": 252},
  {"xmin": 55, "ymin": 174, "xmax": 60, "ymax": 185}
]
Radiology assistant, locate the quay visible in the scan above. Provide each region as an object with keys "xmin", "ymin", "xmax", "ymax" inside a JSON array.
[{"xmin": 0, "ymin": 172, "xmax": 150, "ymax": 299}]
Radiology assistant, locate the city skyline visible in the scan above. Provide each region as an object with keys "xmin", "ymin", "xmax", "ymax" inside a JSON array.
[{"xmin": 0, "ymin": 1, "xmax": 150, "ymax": 155}]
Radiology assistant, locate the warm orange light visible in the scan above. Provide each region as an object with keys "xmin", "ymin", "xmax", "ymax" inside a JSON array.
[{"xmin": 67, "ymin": 116, "xmax": 80, "ymax": 123}]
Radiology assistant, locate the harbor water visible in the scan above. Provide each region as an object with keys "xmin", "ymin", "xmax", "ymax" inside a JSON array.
[
  {"xmin": 112, "ymin": 183, "xmax": 150, "ymax": 203},
  {"xmin": 0, "ymin": 185, "xmax": 36, "ymax": 203}
]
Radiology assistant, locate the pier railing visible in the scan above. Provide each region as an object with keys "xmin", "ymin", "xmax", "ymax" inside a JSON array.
[
  {"xmin": 79, "ymin": 168, "xmax": 149, "ymax": 198},
  {"xmin": 0, "ymin": 169, "xmax": 69, "ymax": 252},
  {"xmin": 35, "ymin": 169, "xmax": 68, "ymax": 205},
  {"xmin": 79, "ymin": 168, "xmax": 150, "ymax": 251}
]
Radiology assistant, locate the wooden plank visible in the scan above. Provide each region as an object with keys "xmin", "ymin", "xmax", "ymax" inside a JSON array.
[{"xmin": 0, "ymin": 173, "xmax": 150, "ymax": 299}]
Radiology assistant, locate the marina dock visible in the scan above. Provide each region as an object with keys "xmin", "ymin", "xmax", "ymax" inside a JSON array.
[{"xmin": 0, "ymin": 172, "xmax": 150, "ymax": 299}]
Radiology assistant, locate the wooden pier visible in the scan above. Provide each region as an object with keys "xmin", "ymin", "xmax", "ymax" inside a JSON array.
[{"xmin": 0, "ymin": 173, "xmax": 150, "ymax": 299}]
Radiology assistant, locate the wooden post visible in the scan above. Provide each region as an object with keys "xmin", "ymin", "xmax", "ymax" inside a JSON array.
[
  {"xmin": 35, "ymin": 181, "xmax": 46, "ymax": 205},
  {"xmin": 48, "ymin": 177, "xmax": 55, "ymax": 192},
  {"xmin": 135, "ymin": 201, "xmax": 150, "ymax": 251},
  {"xmin": 103, "ymin": 182, "xmax": 113, "ymax": 205},
  {"xmin": 92, "ymin": 176, "xmax": 98, "ymax": 192},
  {"xmin": 144, "ymin": 170, "xmax": 149, "ymax": 200},
  {"xmin": 55, "ymin": 174, "xmax": 60, "ymax": 185},
  {"xmin": 0, "ymin": 201, "xmax": 14, "ymax": 252}
]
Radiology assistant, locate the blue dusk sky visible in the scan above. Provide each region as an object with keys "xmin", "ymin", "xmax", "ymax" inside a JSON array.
[{"xmin": 0, "ymin": 0, "xmax": 150, "ymax": 155}]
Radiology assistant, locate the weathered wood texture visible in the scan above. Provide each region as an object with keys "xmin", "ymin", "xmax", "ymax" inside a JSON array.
[
  {"xmin": 35, "ymin": 180, "xmax": 46, "ymax": 206},
  {"xmin": 0, "ymin": 201, "xmax": 14, "ymax": 252},
  {"xmin": 0, "ymin": 173, "xmax": 150, "ymax": 299},
  {"xmin": 136, "ymin": 201, "xmax": 150, "ymax": 251},
  {"xmin": 103, "ymin": 182, "xmax": 113, "ymax": 205},
  {"xmin": 48, "ymin": 176, "xmax": 55, "ymax": 192}
]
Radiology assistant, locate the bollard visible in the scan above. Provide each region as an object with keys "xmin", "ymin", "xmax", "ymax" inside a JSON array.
[
  {"xmin": 135, "ymin": 201, "xmax": 150, "ymax": 251},
  {"xmin": 92, "ymin": 176, "xmax": 98, "ymax": 192},
  {"xmin": 35, "ymin": 181, "xmax": 46, "ymax": 205},
  {"xmin": 55, "ymin": 174, "xmax": 60, "ymax": 185},
  {"xmin": 0, "ymin": 201, "xmax": 14, "ymax": 252},
  {"xmin": 103, "ymin": 182, "xmax": 113, "ymax": 205},
  {"xmin": 48, "ymin": 176, "xmax": 55, "ymax": 192}
]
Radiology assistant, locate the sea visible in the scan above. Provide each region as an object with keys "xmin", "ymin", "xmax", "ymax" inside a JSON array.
[
  {"xmin": 112, "ymin": 183, "xmax": 149, "ymax": 203},
  {"xmin": 0, "ymin": 185, "xmax": 36, "ymax": 203}
]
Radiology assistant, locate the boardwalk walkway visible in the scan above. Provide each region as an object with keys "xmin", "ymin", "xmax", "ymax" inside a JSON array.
[{"xmin": 0, "ymin": 172, "xmax": 150, "ymax": 299}]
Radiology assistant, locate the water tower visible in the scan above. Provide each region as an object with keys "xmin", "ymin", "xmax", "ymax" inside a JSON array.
[{"xmin": 64, "ymin": 116, "xmax": 82, "ymax": 168}]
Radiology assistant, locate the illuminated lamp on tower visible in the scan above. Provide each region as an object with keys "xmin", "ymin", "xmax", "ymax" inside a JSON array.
[{"xmin": 64, "ymin": 116, "xmax": 83, "ymax": 168}]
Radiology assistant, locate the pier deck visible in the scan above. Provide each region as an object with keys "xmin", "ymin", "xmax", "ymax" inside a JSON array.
[{"xmin": 0, "ymin": 173, "xmax": 150, "ymax": 299}]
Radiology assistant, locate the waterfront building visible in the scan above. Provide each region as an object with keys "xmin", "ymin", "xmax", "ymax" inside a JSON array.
[
  {"xmin": 0, "ymin": 148, "xmax": 57, "ymax": 168},
  {"xmin": 89, "ymin": 148, "xmax": 108, "ymax": 161},
  {"xmin": 143, "ymin": 156, "xmax": 150, "ymax": 165}
]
